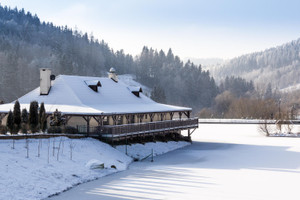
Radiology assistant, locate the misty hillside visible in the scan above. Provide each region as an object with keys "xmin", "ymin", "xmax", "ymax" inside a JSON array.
[
  {"xmin": 0, "ymin": 5, "xmax": 217, "ymax": 112},
  {"xmin": 212, "ymin": 39, "xmax": 300, "ymax": 90}
]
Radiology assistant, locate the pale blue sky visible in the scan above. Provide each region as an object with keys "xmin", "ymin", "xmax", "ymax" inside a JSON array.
[{"xmin": 1, "ymin": 0, "xmax": 300, "ymax": 59}]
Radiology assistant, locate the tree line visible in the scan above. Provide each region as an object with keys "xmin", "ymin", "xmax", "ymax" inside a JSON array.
[
  {"xmin": 1, "ymin": 100, "xmax": 46, "ymax": 134},
  {"xmin": 0, "ymin": 5, "xmax": 217, "ymax": 113},
  {"xmin": 212, "ymin": 37, "xmax": 300, "ymax": 90}
]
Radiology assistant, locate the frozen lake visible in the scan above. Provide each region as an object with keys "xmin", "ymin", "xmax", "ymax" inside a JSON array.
[{"xmin": 48, "ymin": 124, "xmax": 300, "ymax": 200}]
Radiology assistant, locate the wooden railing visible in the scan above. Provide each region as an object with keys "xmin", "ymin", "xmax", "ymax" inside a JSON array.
[{"xmin": 91, "ymin": 118, "xmax": 198, "ymax": 137}]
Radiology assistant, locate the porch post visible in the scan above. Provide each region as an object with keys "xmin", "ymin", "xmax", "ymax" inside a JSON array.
[
  {"xmin": 82, "ymin": 116, "xmax": 91, "ymax": 136},
  {"xmin": 170, "ymin": 112, "xmax": 174, "ymax": 120},
  {"xmin": 149, "ymin": 113, "xmax": 154, "ymax": 122}
]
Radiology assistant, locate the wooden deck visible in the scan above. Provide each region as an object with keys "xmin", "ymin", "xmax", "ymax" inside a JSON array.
[{"xmin": 78, "ymin": 118, "xmax": 198, "ymax": 139}]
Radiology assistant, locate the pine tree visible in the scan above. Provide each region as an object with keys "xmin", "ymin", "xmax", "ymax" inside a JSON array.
[
  {"xmin": 39, "ymin": 102, "xmax": 47, "ymax": 132},
  {"xmin": 29, "ymin": 101, "xmax": 39, "ymax": 133},
  {"xmin": 13, "ymin": 100, "xmax": 21, "ymax": 134},
  {"xmin": 21, "ymin": 108, "xmax": 28, "ymax": 133},
  {"xmin": 6, "ymin": 110, "xmax": 14, "ymax": 134},
  {"xmin": 151, "ymin": 86, "xmax": 166, "ymax": 103}
]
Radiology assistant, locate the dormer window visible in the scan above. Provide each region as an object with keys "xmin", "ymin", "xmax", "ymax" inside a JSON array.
[
  {"xmin": 85, "ymin": 80, "xmax": 102, "ymax": 92},
  {"xmin": 128, "ymin": 86, "xmax": 143, "ymax": 97}
]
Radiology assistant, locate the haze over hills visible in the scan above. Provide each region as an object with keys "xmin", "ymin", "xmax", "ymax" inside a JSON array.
[
  {"xmin": 211, "ymin": 39, "xmax": 300, "ymax": 91},
  {"xmin": 184, "ymin": 57, "xmax": 225, "ymax": 67}
]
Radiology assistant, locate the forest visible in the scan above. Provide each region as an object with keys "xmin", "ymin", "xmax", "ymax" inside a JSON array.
[
  {"xmin": 212, "ymin": 38, "xmax": 300, "ymax": 91},
  {"xmin": 0, "ymin": 5, "xmax": 219, "ymax": 113},
  {"xmin": 1, "ymin": 5, "xmax": 299, "ymax": 119}
]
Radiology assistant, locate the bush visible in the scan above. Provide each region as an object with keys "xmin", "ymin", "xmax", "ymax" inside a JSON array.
[
  {"xmin": 47, "ymin": 126, "xmax": 62, "ymax": 134},
  {"xmin": 0, "ymin": 125, "xmax": 7, "ymax": 134},
  {"xmin": 63, "ymin": 126, "xmax": 78, "ymax": 134},
  {"xmin": 29, "ymin": 101, "xmax": 39, "ymax": 133}
]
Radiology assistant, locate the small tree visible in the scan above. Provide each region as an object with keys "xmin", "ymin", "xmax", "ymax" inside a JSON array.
[
  {"xmin": 13, "ymin": 100, "xmax": 21, "ymax": 134},
  {"xmin": 29, "ymin": 101, "xmax": 39, "ymax": 133},
  {"xmin": 21, "ymin": 108, "xmax": 29, "ymax": 133},
  {"xmin": 39, "ymin": 103, "xmax": 47, "ymax": 132},
  {"xmin": 6, "ymin": 110, "xmax": 14, "ymax": 134},
  {"xmin": 50, "ymin": 109, "xmax": 65, "ymax": 127}
]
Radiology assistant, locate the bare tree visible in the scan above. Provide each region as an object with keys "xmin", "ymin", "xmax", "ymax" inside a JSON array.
[
  {"xmin": 56, "ymin": 137, "xmax": 63, "ymax": 161},
  {"xmin": 259, "ymin": 120, "xmax": 271, "ymax": 136},
  {"xmin": 47, "ymin": 138, "xmax": 50, "ymax": 164},
  {"xmin": 25, "ymin": 139, "xmax": 29, "ymax": 158},
  {"xmin": 69, "ymin": 140, "xmax": 76, "ymax": 160}
]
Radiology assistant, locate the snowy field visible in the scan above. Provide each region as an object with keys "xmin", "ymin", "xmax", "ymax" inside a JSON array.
[
  {"xmin": 0, "ymin": 137, "xmax": 189, "ymax": 200},
  {"xmin": 48, "ymin": 124, "xmax": 300, "ymax": 200}
]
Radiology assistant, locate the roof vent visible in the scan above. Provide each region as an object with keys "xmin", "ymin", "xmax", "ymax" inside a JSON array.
[
  {"xmin": 85, "ymin": 80, "xmax": 102, "ymax": 92},
  {"xmin": 108, "ymin": 67, "xmax": 118, "ymax": 82},
  {"xmin": 128, "ymin": 86, "xmax": 143, "ymax": 97}
]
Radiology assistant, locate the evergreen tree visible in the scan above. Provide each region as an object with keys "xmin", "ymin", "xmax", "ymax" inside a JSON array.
[
  {"xmin": 151, "ymin": 86, "xmax": 166, "ymax": 103},
  {"xmin": 39, "ymin": 102, "xmax": 47, "ymax": 132},
  {"xmin": 29, "ymin": 101, "xmax": 39, "ymax": 133},
  {"xmin": 13, "ymin": 100, "xmax": 21, "ymax": 133},
  {"xmin": 264, "ymin": 83, "xmax": 273, "ymax": 99},
  {"xmin": 21, "ymin": 108, "xmax": 28, "ymax": 133},
  {"xmin": 6, "ymin": 110, "xmax": 14, "ymax": 134}
]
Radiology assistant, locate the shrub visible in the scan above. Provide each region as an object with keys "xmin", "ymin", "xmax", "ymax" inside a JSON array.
[
  {"xmin": 0, "ymin": 125, "xmax": 7, "ymax": 134},
  {"xmin": 13, "ymin": 100, "xmax": 21, "ymax": 133},
  {"xmin": 47, "ymin": 126, "xmax": 62, "ymax": 134},
  {"xmin": 63, "ymin": 126, "xmax": 78, "ymax": 134},
  {"xmin": 39, "ymin": 102, "xmax": 47, "ymax": 133},
  {"xmin": 29, "ymin": 101, "xmax": 39, "ymax": 133},
  {"xmin": 6, "ymin": 110, "xmax": 14, "ymax": 134},
  {"xmin": 21, "ymin": 108, "xmax": 29, "ymax": 134}
]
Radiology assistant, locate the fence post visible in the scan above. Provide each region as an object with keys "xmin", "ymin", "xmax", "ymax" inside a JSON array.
[{"xmin": 151, "ymin": 149, "xmax": 154, "ymax": 162}]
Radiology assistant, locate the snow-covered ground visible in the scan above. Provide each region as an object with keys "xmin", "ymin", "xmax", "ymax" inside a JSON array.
[
  {"xmin": 48, "ymin": 124, "xmax": 300, "ymax": 200},
  {"xmin": 0, "ymin": 137, "xmax": 189, "ymax": 200}
]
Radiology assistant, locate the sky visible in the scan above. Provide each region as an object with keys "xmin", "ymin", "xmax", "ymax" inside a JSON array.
[{"xmin": 1, "ymin": 0, "xmax": 300, "ymax": 59}]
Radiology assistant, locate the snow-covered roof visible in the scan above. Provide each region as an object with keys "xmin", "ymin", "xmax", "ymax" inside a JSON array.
[{"xmin": 0, "ymin": 75, "xmax": 191, "ymax": 115}]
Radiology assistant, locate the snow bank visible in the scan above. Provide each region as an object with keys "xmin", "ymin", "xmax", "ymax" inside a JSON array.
[
  {"xmin": 0, "ymin": 137, "xmax": 132, "ymax": 200},
  {"xmin": 116, "ymin": 141, "xmax": 190, "ymax": 160},
  {"xmin": 0, "ymin": 137, "xmax": 189, "ymax": 200}
]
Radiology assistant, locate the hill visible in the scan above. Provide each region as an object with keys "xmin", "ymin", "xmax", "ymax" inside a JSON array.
[
  {"xmin": 212, "ymin": 38, "xmax": 300, "ymax": 91},
  {"xmin": 0, "ymin": 5, "xmax": 217, "ymax": 112}
]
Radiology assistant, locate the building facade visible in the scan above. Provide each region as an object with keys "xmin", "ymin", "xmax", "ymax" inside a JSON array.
[{"xmin": 0, "ymin": 69, "xmax": 198, "ymax": 140}]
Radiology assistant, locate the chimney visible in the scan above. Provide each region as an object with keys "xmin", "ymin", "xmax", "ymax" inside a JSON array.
[
  {"xmin": 108, "ymin": 67, "xmax": 118, "ymax": 82},
  {"xmin": 40, "ymin": 68, "xmax": 51, "ymax": 95}
]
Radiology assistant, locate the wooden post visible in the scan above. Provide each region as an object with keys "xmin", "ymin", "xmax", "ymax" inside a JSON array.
[
  {"xmin": 64, "ymin": 115, "xmax": 72, "ymax": 124},
  {"xmin": 170, "ymin": 112, "xmax": 174, "ymax": 120},
  {"xmin": 160, "ymin": 113, "xmax": 164, "ymax": 121},
  {"xmin": 93, "ymin": 116, "xmax": 105, "ymax": 126},
  {"xmin": 179, "ymin": 112, "xmax": 182, "ymax": 120},
  {"xmin": 82, "ymin": 116, "xmax": 91, "ymax": 136},
  {"xmin": 112, "ymin": 115, "xmax": 120, "ymax": 125},
  {"xmin": 125, "ymin": 114, "xmax": 131, "ymax": 124},
  {"xmin": 149, "ymin": 113, "xmax": 154, "ymax": 122},
  {"xmin": 138, "ymin": 114, "xmax": 144, "ymax": 123}
]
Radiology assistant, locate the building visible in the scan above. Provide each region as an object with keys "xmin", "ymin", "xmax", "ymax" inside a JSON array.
[{"xmin": 0, "ymin": 68, "xmax": 198, "ymax": 141}]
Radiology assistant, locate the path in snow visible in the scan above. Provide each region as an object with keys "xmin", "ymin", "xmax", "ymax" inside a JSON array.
[{"xmin": 47, "ymin": 124, "xmax": 300, "ymax": 200}]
